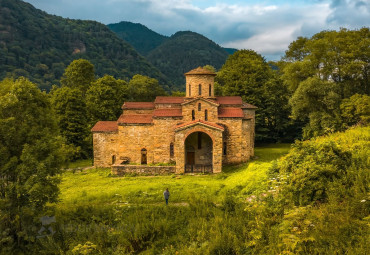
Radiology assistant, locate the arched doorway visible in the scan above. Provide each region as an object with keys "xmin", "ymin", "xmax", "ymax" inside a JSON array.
[{"xmin": 184, "ymin": 132, "xmax": 213, "ymax": 173}]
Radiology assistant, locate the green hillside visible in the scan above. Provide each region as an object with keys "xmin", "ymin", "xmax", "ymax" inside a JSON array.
[
  {"xmin": 147, "ymin": 31, "xmax": 230, "ymax": 89},
  {"xmin": 108, "ymin": 21, "xmax": 168, "ymax": 56},
  {"xmin": 0, "ymin": 0, "xmax": 168, "ymax": 90},
  {"xmin": 52, "ymin": 126, "xmax": 369, "ymax": 254}
]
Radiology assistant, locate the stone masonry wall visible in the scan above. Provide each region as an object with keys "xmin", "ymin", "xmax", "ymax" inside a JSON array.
[
  {"xmin": 93, "ymin": 132, "xmax": 119, "ymax": 167},
  {"xmin": 182, "ymin": 99, "xmax": 218, "ymax": 122},
  {"xmin": 217, "ymin": 118, "xmax": 246, "ymax": 164},
  {"xmin": 112, "ymin": 165, "xmax": 175, "ymax": 175},
  {"xmin": 186, "ymin": 74, "xmax": 214, "ymax": 97}
]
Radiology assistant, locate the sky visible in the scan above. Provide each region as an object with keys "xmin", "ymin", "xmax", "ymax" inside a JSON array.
[{"xmin": 23, "ymin": 0, "xmax": 369, "ymax": 60}]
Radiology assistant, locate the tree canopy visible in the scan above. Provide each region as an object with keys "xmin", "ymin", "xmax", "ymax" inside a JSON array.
[
  {"xmin": 281, "ymin": 28, "xmax": 370, "ymax": 138},
  {"xmin": 216, "ymin": 50, "xmax": 298, "ymax": 142},
  {"xmin": 0, "ymin": 78, "xmax": 68, "ymax": 252}
]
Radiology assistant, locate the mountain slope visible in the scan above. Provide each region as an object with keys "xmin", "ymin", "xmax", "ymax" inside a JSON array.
[
  {"xmin": 0, "ymin": 0, "xmax": 169, "ymax": 90},
  {"xmin": 146, "ymin": 31, "xmax": 230, "ymax": 89},
  {"xmin": 108, "ymin": 21, "xmax": 168, "ymax": 56}
]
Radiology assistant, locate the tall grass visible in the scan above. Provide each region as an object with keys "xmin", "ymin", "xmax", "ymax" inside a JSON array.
[{"xmin": 36, "ymin": 138, "xmax": 368, "ymax": 254}]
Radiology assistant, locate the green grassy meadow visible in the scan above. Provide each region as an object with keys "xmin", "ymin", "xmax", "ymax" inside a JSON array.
[
  {"xmin": 47, "ymin": 131, "xmax": 368, "ymax": 254},
  {"xmin": 58, "ymin": 144, "xmax": 291, "ymax": 208}
]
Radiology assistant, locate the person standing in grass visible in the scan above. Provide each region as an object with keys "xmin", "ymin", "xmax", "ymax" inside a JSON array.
[{"xmin": 163, "ymin": 188, "xmax": 170, "ymax": 205}]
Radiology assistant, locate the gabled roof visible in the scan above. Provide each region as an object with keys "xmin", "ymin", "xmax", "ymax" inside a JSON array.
[
  {"xmin": 117, "ymin": 114, "xmax": 153, "ymax": 124},
  {"xmin": 218, "ymin": 108, "xmax": 244, "ymax": 118},
  {"xmin": 185, "ymin": 67, "xmax": 217, "ymax": 76},
  {"xmin": 175, "ymin": 119, "xmax": 224, "ymax": 132},
  {"xmin": 241, "ymin": 103, "xmax": 258, "ymax": 109},
  {"xmin": 216, "ymin": 96, "xmax": 243, "ymax": 105},
  {"xmin": 153, "ymin": 109, "xmax": 182, "ymax": 117},
  {"xmin": 122, "ymin": 102, "xmax": 155, "ymax": 109},
  {"xmin": 91, "ymin": 121, "xmax": 118, "ymax": 132},
  {"xmin": 181, "ymin": 97, "xmax": 219, "ymax": 106},
  {"xmin": 154, "ymin": 96, "xmax": 184, "ymax": 104}
]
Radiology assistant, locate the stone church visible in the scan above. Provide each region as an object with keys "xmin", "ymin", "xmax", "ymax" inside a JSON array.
[{"xmin": 92, "ymin": 67, "xmax": 257, "ymax": 173}]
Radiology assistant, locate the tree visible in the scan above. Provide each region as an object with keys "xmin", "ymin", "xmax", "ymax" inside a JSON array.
[
  {"xmin": 290, "ymin": 77, "xmax": 342, "ymax": 138},
  {"xmin": 282, "ymin": 28, "xmax": 370, "ymax": 138},
  {"xmin": 50, "ymin": 86, "xmax": 90, "ymax": 158},
  {"xmin": 60, "ymin": 59, "xmax": 95, "ymax": 94},
  {"xmin": 262, "ymin": 73, "xmax": 300, "ymax": 141},
  {"xmin": 216, "ymin": 50, "xmax": 296, "ymax": 142},
  {"xmin": 0, "ymin": 78, "xmax": 68, "ymax": 252},
  {"xmin": 128, "ymin": 74, "xmax": 166, "ymax": 101},
  {"xmin": 340, "ymin": 94, "xmax": 370, "ymax": 128},
  {"xmin": 86, "ymin": 75, "xmax": 128, "ymax": 125}
]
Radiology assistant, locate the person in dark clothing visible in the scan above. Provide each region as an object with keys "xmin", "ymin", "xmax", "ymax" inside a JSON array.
[{"xmin": 163, "ymin": 188, "xmax": 170, "ymax": 205}]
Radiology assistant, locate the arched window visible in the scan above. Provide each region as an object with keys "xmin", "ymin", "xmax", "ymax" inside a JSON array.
[
  {"xmin": 170, "ymin": 143, "xmax": 174, "ymax": 157},
  {"xmin": 112, "ymin": 155, "xmax": 116, "ymax": 164},
  {"xmin": 209, "ymin": 84, "xmax": 212, "ymax": 96},
  {"xmin": 192, "ymin": 110, "xmax": 195, "ymax": 120},
  {"xmin": 189, "ymin": 84, "xmax": 191, "ymax": 96},
  {"xmin": 198, "ymin": 84, "xmax": 202, "ymax": 96},
  {"xmin": 141, "ymin": 148, "xmax": 147, "ymax": 165},
  {"xmin": 223, "ymin": 142, "xmax": 227, "ymax": 155},
  {"xmin": 198, "ymin": 103, "xmax": 201, "ymax": 111},
  {"xmin": 205, "ymin": 109, "xmax": 208, "ymax": 121}
]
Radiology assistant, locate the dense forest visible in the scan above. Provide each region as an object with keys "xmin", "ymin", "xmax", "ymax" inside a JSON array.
[
  {"xmin": 146, "ymin": 31, "xmax": 230, "ymax": 90},
  {"xmin": 108, "ymin": 21, "xmax": 168, "ymax": 56},
  {"xmin": 0, "ymin": 0, "xmax": 369, "ymax": 254},
  {"xmin": 108, "ymin": 21, "xmax": 236, "ymax": 89},
  {"xmin": 0, "ymin": 0, "xmax": 168, "ymax": 91}
]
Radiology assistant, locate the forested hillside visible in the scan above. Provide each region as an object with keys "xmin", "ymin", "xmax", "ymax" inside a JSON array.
[
  {"xmin": 147, "ymin": 31, "xmax": 229, "ymax": 89},
  {"xmin": 0, "ymin": 0, "xmax": 168, "ymax": 90},
  {"xmin": 108, "ymin": 21, "xmax": 168, "ymax": 56},
  {"xmin": 108, "ymin": 22, "xmax": 236, "ymax": 89}
]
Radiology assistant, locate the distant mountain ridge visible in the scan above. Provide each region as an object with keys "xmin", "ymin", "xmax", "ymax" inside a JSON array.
[
  {"xmin": 108, "ymin": 21, "xmax": 237, "ymax": 90},
  {"xmin": 147, "ymin": 31, "xmax": 230, "ymax": 89},
  {"xmin": 0, "ymin": 0, "xmax": 168, "ymax": 90},
  {"xmin": 108, "ymin": 21, "xmax": 168, "ymax": 56}
]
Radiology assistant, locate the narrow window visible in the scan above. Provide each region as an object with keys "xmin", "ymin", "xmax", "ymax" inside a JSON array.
[
  {"xmin": 198, "ymin": 103, "xmax": 201, "ymax": 111},
  {"xmin": 209, "ymin": 84, "xmax": 212, "ymax": 96},
  {"xmin": 205, "ymin": 109, "xmax": 208, "ymax": 121},
  {"xmin": 112, "ymin": 155, "xmax": 116, "ymax": 164},
  {"xmin": 198, "ymin": 133, "xmax": 202, "ymax": 149},
  {"xmin": 223, "ymin": 142, "xmax": 227, "ymax": 155},
  {"xmin": 189, "ymin": 84, "xmax": 191, "ymax": 96},
  {"xmin": 170, "ymin": 143, "xmax": 174, "ymax": 157},
  {"xmin": 141, "ymin": 148, "xmax": 147, "ymax": 165},
  {"xmin": 192, "ymin": 110, "xmax": 195, "ymax": 120},
  {"xmin": 198, "ymin": 84, "xmax": 202, "ymax": 96}
]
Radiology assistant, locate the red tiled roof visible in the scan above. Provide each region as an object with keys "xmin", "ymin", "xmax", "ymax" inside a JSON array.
[
  {"xmin": 241, "ymin": 103, "xmax": 258, "ymax": 109},
  {"xmin": 117, "ymin": 114, "xmax": 153, "ymax": 124},
  {"xmin": 122, "ymin": 102, "xmax": 155, "ymax": 109},
  {"xmin": 154, "ymin": 97, "xmax": 185, "ymax": 104},
  {"xmin": 216, "ymin": 96, "xmax": 243, "ymax": 105},
  {"xmin": 175, "ymin": 119, "xmax": 224, "ymax": 131},
  {"xmin": 91, "ymin": 121, "xmax": 118, "ymax": 132},
  {"xmin": 185, "ymin": 67, "xmax": 217, "ymax": 76},
  {"xmin": 218, "ymin": 108, "xmax": 244, "ymax": 118},
  {"xmin": 153, "ymin": 108, "xmax": 182, "ymax": 117}
]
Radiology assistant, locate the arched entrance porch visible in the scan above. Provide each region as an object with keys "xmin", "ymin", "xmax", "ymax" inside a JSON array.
[{"xmin": 184, "ymin": 131, "xmax": 213, "ymax": 173}]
